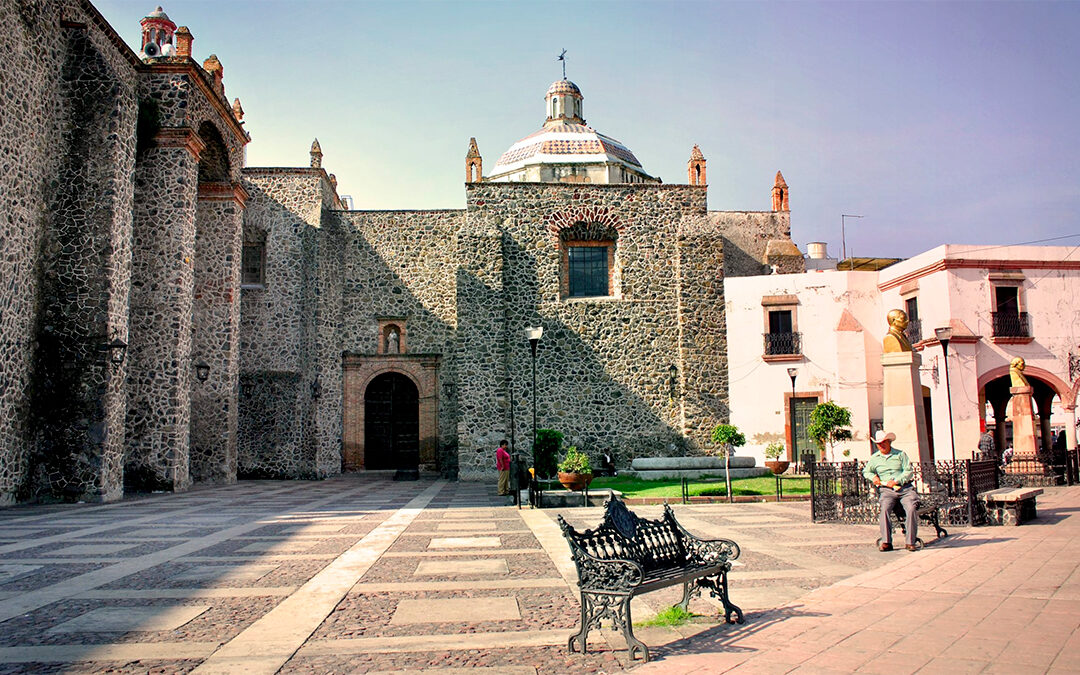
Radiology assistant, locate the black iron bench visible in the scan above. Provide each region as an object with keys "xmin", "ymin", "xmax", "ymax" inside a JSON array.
[
  {"xmin": 880, "ymin": 488, "xmax": 950, "ymax": 547},
  {"xmin": 557, "ymin": 497, "xmax": 743, "ymax": 663},
  {"xmin": 979, "ymin": 487, "xmax": 1042, "ymax": 525}
]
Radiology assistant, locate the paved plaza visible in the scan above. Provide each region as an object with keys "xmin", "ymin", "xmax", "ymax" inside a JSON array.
[{"xmin": 0, "ymin": 477, "xmax": 1076, "ymax": 674}]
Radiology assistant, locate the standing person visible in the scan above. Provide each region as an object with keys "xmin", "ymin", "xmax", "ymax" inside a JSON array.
[
  {"xmin": 496, "ymin": 440, "xmax": 511, "ymax": 497},
  {"xmin": 862, "ymin": 430, "xmax": 918, "ymax": 552},
  {"xmin": 977, "ymin": 421, "xmax": 996, "ymax": 461}
]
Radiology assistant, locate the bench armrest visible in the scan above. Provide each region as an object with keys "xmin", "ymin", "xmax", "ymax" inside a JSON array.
[
  {"xmin": 571, "ymin": 550, "xmax": 645, "ymax": 591},
  {"xmin": 678, "ymin": 528, "xmax": 741, "ymax": 564}
]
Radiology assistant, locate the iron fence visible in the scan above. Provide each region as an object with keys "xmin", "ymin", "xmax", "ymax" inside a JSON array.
[{"xmin": 810, "ymin": 458, "xmax": 1000, "ymax": 527}]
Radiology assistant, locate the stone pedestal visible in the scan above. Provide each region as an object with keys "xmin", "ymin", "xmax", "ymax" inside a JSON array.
[
  {"xmin": 1005, "ymin": 386, "xmax": 1055, "ymax": 481},
  {"xmin": 1009, "ymin": 386, "xmax": 1038, "ymax": 458},
  {"xmin": 881, "ymin": 351, "xmax": 931, "ymax": 462}
]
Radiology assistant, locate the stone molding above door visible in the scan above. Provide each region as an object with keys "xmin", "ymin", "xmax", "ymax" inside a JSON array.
[{"xmin": 342, "ymin": 353, "xmax": 439, "ymax": 472}]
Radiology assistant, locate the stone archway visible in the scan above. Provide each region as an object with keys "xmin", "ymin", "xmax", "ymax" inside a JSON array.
[
  {"xmin": 342, "ymin": 353, "xmax": 439, "ymax": 472},
  {"xmin": 979, "ymin": 367, "xmax": 1069, "ymax": 454}
]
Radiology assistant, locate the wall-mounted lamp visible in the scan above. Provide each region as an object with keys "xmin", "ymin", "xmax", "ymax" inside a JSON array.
[
  {"xmin": 98, "ymin": 338, "xmax": 127, "ymax": 369},
  {"xmin": 444, "ymin": 382, "xmax": 455, "ymax": 398},
  {"xmin": 668, "ymin": 364, "xmax": 678, "ymax": 398},
  {"xmin": 194, "ymin": 359, "xmax": 210, "ymax": 383},
  {"xmin": 310, "ymin": 377, "xmax": 322, "ymax": 400}
]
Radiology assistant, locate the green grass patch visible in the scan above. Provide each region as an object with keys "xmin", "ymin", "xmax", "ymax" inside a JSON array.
[
  {"xmin": 636, "ymin": 605, "xmax": 695, "ymax": 627},
  {"xmin": 590, "ymin": 474, "xmax": 811, "ymax": 499}
]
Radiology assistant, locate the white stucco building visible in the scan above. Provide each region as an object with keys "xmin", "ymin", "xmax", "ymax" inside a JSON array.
[{"xmin": 726, "ymin": 244, "xmax": 1080, "ymax": 466}]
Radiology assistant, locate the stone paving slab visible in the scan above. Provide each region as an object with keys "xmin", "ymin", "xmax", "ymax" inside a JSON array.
[
  {"xmin": 49, "ymin": 605, "xmax": 210, "ymax": 633},
  {"xmin": 390, "ymin": 597, "xmax": 521, "ymax": 624},
  {"xmin": 0, "ymin": 476, "xmax": 1075, "ymax": 674}
]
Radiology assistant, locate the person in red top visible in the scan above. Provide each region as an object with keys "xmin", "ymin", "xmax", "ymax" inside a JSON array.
[{"xmin": 496, "ymin": 440, "xmax": 511, "ymax": 496}]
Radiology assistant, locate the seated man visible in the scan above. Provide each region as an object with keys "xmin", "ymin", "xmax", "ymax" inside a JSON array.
[{"xmin": 863, "ymin": 430, "xmax": 918, "ymax": 552}]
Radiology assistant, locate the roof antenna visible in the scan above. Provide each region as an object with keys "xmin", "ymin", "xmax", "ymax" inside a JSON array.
[{"xmin": 557, "ymin": 48, "xmax": 567, "ymax": 79}]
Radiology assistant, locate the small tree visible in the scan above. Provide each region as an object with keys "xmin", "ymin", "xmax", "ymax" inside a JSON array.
[
  {"xmin": 533, "ymin": 429, "xmax": 563, "ymax": 478},
  {"xmin": 710, "ymin": 424, "xmax": 746, "ymax": 502},
  {"xmin": 807, "ymin": 402, "xmax": 853, "ymax": 462}
]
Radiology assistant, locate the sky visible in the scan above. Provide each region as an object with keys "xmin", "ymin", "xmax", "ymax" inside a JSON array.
[{"xmin": 95, "ymin": 0, "xmax": 1080, "ymax": 259}]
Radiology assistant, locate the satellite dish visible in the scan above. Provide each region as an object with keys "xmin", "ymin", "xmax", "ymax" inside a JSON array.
[{"xmin": 143, "ymin": 42, "xmax": 160, "ymax": 58}]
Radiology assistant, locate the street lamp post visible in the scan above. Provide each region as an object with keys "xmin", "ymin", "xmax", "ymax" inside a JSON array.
[
  {"xmin": 935, "ymin": 326, "xmax": 957, "ymax": 463},
  {"xmin": 787, "ymin": 367, "xmax": 799, "ymax": 471},
  {"xmin": 525, "ymin": 326, "xmax": 544, "ymax": 475}
]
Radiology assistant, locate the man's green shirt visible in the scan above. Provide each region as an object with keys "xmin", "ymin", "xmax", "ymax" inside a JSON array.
[{"xmin": 862, "ymin": 448, "xmax": 913, "ymax": 486}]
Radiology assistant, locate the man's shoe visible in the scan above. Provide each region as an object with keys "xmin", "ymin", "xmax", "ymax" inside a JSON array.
[
  {"xmin": 906, "ymin": 544, "xmax": 918, "ymax": 552},
  {"xmin": 879, "ymin": 543, "xmax": 892, "ymax": 552}
]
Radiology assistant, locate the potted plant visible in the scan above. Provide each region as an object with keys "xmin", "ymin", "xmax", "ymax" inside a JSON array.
[
  {"xmin": 764, "ymin": 442, "xmax": 789, "ymax": 475},
  {"xmin": 557, "ymin": 446, "xmax": 594, "ymax": 491},
  {"xmin": 710, "ymin": 424, "xmax": 746, "ymax": 503}
]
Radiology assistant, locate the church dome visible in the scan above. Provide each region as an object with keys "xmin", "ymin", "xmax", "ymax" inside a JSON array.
[
  {"xmin": 547, "ymin": 79, "xmax": 581, "ymax": 97},
  {"xmin": 488, "ymin": 79, "xmax": 657, "ymax": 184}
]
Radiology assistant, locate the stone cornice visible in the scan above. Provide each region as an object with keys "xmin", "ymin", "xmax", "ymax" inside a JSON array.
[
  {"xmin": 880, "ymin": 258, "xmax": 1080, "ymax": 291},
  {"xmin": 198, "ymin": 181, "xmax": 250, "ymax": 207},
  {"xmin": 155, "ymin": 127, "xmax": 206, "ymax": 159},
  {"xmin": 144, "ymin": 62, "xmax": 250, "ymax": 145}
]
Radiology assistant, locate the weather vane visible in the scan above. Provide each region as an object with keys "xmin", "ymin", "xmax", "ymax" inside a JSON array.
[{"xmin": 557, "ymin": 49, "xmax": 567, "ymax": 79}]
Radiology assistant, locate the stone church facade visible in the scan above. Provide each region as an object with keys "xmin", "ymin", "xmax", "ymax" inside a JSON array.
[{"xmin": 0, "ymin": 1, "xmax": 802, "ymax": 504}]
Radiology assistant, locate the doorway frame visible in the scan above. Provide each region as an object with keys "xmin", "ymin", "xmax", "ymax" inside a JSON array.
[{"xmin": 342, "ymin": 353, "xmax": 439, "ymax": 472}]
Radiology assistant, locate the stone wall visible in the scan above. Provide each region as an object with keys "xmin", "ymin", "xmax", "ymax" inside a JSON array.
[
  {"xmin": 0, "ymin": 0, "xmax": 65, "ymax": 503},
  {"xmin": 709, "ymin": 211, "xmax": 798, "ymax": 277},
  {"xmin": 0, "ymin": 0, "xmax": 139, "ymax": 503}
]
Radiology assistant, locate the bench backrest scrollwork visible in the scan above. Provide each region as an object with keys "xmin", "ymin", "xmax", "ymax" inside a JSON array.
[{"xmin": 558, "ymin": 497, "xmax": 690, "ymax": 574}]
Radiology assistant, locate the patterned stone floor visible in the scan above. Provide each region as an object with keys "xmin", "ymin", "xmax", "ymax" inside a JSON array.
[{"xmin": 0, "ymin": 476, "xmax": 908, "ymax": 674}]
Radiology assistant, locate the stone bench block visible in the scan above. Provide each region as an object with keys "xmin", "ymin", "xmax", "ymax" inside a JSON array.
[{"xmin": 630, "ymin": 456, "xmax": 757, "ymax": 471}]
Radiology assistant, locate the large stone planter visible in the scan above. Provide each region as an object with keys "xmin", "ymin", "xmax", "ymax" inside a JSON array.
[{"xmin": 558, "ymin": 472, "xmax": 594, "ymax": 491}]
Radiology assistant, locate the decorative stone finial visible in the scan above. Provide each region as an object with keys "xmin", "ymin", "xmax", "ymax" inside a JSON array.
[
  {"xmin": 310, "ymin": 139, "xmax": 322, "ymax": 168},
  {"xmin": 687, "ymin": 145, "xmax": 706, "ymax": 186},
  {"xmin": 202, "ymin": 54, "xmax": 224, "ymax": 95},
  {"xmin": 465, "ymin": 137, "xmax": 482, "ymax": 183},
  {"xmin": 772, "ymin": 170, "xmax": 790, "ymax": 211},
  {"xmin": 231, "ymin": 98, "xmax": 244, "ymax": 122},
  {"xmin": 329, "ymin": 173, "xmax": 337, "ymax": 190},
  {"xmin": 175, "ymin": 26, "xmax": 192, "ymax": 57}
]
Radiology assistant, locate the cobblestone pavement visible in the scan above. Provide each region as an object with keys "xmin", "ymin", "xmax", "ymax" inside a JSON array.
[{"xmin": 3, "ymin": 477, "xmax": 1070, "ymax": 674}]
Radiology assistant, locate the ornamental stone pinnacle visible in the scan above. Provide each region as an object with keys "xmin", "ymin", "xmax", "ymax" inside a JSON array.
[{"xmin": 310, "ymin": 139, "xmax": 323, "ymax": 168}]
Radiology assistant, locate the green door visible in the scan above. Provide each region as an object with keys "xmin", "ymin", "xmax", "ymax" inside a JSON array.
[{"xmin": 792, "ymin": 397, "xmax": 817, "ymax": 462}]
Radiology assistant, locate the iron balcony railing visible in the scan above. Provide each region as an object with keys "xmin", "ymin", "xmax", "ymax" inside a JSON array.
[
  {"xmin": 763, "ymin": 331, "xmax": 801, "ymax": 356},
  {"xmin": 905, "ymin": 319, "xmax": 922, "ymax": 344},
  {"xmin": 991, "ymin": 311, "xmax": 1030, "ymax": 338}
]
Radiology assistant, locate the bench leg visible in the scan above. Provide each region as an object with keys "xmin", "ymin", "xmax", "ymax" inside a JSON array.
[
  {"xmin": 619, "ymin": 595, "xmax": 650, "ymax": 662},
  {"xmin": 676, "ymin": 580, "xmax": 697, "ymax": 613},
  {"xmin": 569, "ymin": 592, "xmax": 650, "ymax": 660},
  {"xmin": 699, "ymin": 570, "xmax": 744, "ymax": 624}
]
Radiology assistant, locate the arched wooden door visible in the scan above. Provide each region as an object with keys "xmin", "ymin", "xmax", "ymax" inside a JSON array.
[{"xmin": 364, "ymin": 373, "xmax": 419, "ymax": 471}]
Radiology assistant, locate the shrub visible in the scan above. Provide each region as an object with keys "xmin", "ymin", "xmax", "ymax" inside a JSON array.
[
  {"xmin": 558, "ymin": 446, "xmax": 592, "ymax": 474},
  {"xmin": 764, "ymin": 442, "xmax": 785, "ymax": 460},
  {"xmin": 533, "ymin": 428, "xmax": 563, "ymax": 478}
]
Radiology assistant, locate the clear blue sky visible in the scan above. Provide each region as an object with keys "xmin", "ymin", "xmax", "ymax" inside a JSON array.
[{"xmin": 96, "ymin": 1, "xmax": 1080, "ymax": 259}]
